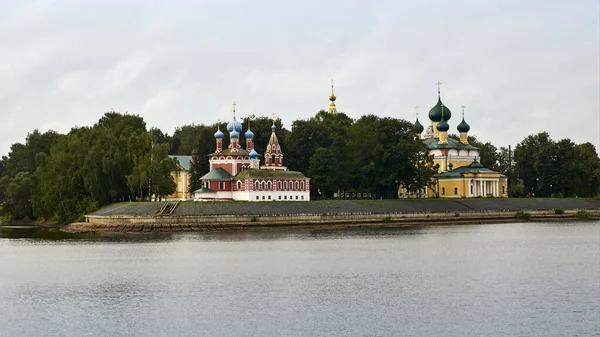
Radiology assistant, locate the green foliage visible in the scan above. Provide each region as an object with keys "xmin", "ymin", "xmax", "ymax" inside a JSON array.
[
  {"xmin": 554, "ymin": 208, "xmax": 564, "ymax": 215},
  {"xmin": 515, "ymin": 211, "xmax": 532, "ymax": 220},
  {"xmin": 576, "ymin": 210, "xmax": 592, "ymax": 219},
  {"xmin": 383, "ymin": 216, "xmax": 392, "ymax": 223},
  {"xmin": 514, "ymin": 133, "xmax": 600, "ymax": 197}
]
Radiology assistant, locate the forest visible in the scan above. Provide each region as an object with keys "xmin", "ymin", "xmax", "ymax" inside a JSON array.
[{"xmin": 1, "ymin": 110, "xmax": 599, "ymax": 223}]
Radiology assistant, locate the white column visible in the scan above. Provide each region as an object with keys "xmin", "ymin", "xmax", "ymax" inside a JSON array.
[{"xmin": 496, "ymin": 181, "xmax": 499, "ymax": 197}]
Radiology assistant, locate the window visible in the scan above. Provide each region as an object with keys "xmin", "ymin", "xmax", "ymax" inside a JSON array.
[
  {"xmin": 267, "ymin": 181, "xmax": 272, "ymax": 190},
  {"xmin": 502, "ymin": 186, "xmax": 505, "ymax": 194},
  {"xmin": 268, "ymin": 196, "xmax": 271, "ymax": 200},
  {"xmin": 278, "ymin": 181, "xmax": 282, "ymax": 190},
  {"xmin": 219, "ymin": 182, "xmax": 225, "ymax": 190},
  {"xmin": 237, "ymin": 181, "xmax": 242, "ymax": 190},
  {"xmin": 256, "ymin": 196, "xmax": 259, "ymax": 200},
  {"xmin": 295, "ymin": 196, "xmax": 298, "ymax": 200},
  {"xmin": 284, "ymin": 196, "xmax": 287, "ymax": 200},
  {"xmin": 284, "ymin": 181, "xmax": 288, "ymax": 190},
  {"xmin": 295, "ymin": 181, "xmax": 299, "ymax": 190},
  {"xmin": 262, "ymin": 196, "xmax": 265, "ymax": 200},
  {"xmin": 255, "ymin": 181, "xmax": 259, "ymax": 190},
  {"xmin": 262, "ymin": 181, "xmax": 266, "ymax": 190},
  {"xmin": 470, "ymin": 185, "xmax": 473, "ymax": 194},
  {"xmin": 454, "ymin": 187, "xmax": 458, "ymax": 195},
  {"xmin": 301, "ymin": 182, "xmax": 305, "ymax": 190},
  {"xmin": 279, "ymin": 196, "xmax": 281, "ymax": 200},
  {"xmin": 442, "ymin": 187, "xmax": 445, "ymax": 195},
  {"xmin": 301, "ymin": 196, "xmax": 304, "ymax": 200}
]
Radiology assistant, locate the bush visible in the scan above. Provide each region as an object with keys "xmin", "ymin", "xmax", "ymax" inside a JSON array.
[
  {"xmin": 554, "ymin": 208, "xmax": 565, "ymax": 215},
  {"xmin": 576, "ymin": 210, "xmax": 591, "ymax": 219},
  {"xmin": 250, "ymin": 216, "xmax": 258, "ymax": 222},
  {"xmin": 515, "ymin": 211, "xmax": 532, "ymax": 220},
  {"xmin": 383, "ymin": 216, "xmax": 391, "ymax": 223},
  {"xmin": 454, "ymin": 212, "xmax": 460, "ymax": 217}
]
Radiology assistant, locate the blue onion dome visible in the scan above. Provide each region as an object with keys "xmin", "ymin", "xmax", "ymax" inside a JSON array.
[
  {"xmin": 230, "ymin": 129, "xmax": 239, "ymax": 139},
  {"xmin": 457, "ymin": 117, "xmax": 470, "ymax": 133},
  {"xmin": 437, "ymin": 118, "xmax": 450, "ymax": 132},
  {"xmin": 244, "ymin": 128, "xmax": 254, "ymax": 139},
  {"xmin": 414, "ymin": 118, "xmax": 424, "ymax": 133},
  {"xmin": 227, "ymin": 117, "xmax": 243, "ymax": 133},
  {"xmin": 214, "ymin": 128, "xmax": 224, "ymax": 139},
  {"xmin": 249, "ymin": 148, "xmax": 258, "ymax": 160},
  {"xmin": 428, "ymin": 99, "xmax": 452, "ymax": 122},
  {"xmin": 271, "ymin": 123, "xmax": 276, "ymax": 131}
]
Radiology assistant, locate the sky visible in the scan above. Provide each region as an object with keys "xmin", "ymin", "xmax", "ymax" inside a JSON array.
[{"xmin": 1, "ymin": 0, "xmax": 599, "ymax": 157}]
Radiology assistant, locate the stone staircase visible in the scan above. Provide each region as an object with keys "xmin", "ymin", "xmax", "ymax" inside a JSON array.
[{"xmin": 156, "ymin": 201, "xmax": 179, "ymax": 215}]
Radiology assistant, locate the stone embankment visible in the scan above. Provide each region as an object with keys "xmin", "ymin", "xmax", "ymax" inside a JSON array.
[{"xmin": 65, "ymin": 198, "xmax": 600, "ymax": 233}]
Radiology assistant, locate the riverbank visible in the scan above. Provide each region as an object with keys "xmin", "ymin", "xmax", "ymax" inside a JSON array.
[{"xmin": 64, "ymin": 199, "xmax": 600, "ymax": 233}]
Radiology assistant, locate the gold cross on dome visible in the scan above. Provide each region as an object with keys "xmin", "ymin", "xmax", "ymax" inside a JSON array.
[{"xmin": 461, "ymin": 105, "xmax": 466, "ymax": 117}]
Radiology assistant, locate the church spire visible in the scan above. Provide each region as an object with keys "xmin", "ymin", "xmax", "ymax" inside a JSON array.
[{"xmin": 328, "ymin": 79, "xmax": 337, "ymax": 114}]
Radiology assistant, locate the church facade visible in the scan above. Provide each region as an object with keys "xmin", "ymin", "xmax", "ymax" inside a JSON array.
[
  {"xmin": 400, "ymin": 82, "xmax": 508, "ymax": 198},
  {"xmin": 193, "ymin": 104, "xmax": 310, "ymax": 202}
]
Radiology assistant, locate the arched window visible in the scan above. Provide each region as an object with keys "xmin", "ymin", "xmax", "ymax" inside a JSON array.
[
  {"xmin": 284, "ymin": 181, "xmax": 288, "ymax": 190},
  {"xmin": 262, "ymin": 181, "xmax": 266, "ymax": 190},
  {"xmin": 237, "ymin": 181, "xmax": 242, "ymax": 190},
  {"xmin": 295, "ymin": 181, "xmax": 299, "ymax": 190},
  {"xmin": 301, "ymin": 181, "xmax": 305, "ymax": 190},
  {"xmin": 278, "ymin": 181, "xmax": 282, "ymax": 190},
  {"xmin": 255, "ymin": 181, "xmax": 259, "ymax": 190},
  {"xmin": 267, "ymin": 181, "xmax": 272, "ymax": 190}
]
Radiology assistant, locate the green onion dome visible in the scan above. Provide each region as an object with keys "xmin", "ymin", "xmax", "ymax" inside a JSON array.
[
  {"xmin": 428, "ymin": 98, "xmax": 452, "ymax": 122},
  {"xmin": 437, "ymin": 118, "xmax": 450, "ymax": 132},
  {"xmin": 457, "ymin": 117, "xmax": 470, "ymax": 133},
  {"xmin": 414, "ymin": 118, "xmax": 424, "ymax": 133}
]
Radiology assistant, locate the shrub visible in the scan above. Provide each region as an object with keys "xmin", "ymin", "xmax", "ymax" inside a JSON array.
[
  {"xmin": 383, "ymin": 216, "xmax": 392, "ymax": 223},
  {"xmin": 515, "ymin": 211, "xmax": 532, "ymax": 220},
  {"xmin": 554, "ymin": 208, "xmax": 565, "ymax": 215},
  {"xmin": 576, "ymin": 210, "xmax": 591, "ymax": 219},
  {"xmin": 454, "ymin": 212, "xmax": 460, "ymax": 217},
  {"xmin": 250, "ymin": 216, "xmax": 258, "ymax": 222}
]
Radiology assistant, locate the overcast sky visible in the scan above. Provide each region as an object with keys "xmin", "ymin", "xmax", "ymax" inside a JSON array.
[{"xmin": 1, "ymin": 0, "xmax": 598, "ymax": 157}]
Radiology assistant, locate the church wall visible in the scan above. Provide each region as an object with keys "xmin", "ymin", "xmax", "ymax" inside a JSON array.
[{"xmin": 168, "ymin": 170, "xmax": 190, "ymax": 200}]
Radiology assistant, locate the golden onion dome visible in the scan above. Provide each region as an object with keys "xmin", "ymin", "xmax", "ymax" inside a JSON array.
[{"xmin": 329, "ymin": 94, "xmax": 337, "ymax": 102}]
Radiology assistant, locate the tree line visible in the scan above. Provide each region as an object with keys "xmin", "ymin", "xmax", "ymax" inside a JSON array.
[{"xmin": 1, "ymin": 110, "xmax": 599, "ymax": 223}]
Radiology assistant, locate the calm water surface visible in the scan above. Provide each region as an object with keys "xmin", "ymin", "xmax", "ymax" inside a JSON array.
[{"xmin": 0, "ymin": 222, "xmax": 598, "ymax": 337}]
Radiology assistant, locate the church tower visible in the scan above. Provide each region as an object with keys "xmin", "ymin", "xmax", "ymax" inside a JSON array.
[
  {"xmin": 328, "ymin": 79, "xmax": 337, "ymax": 114},
  {"xmin": 262, "ymin": 122, "xmax": 286, "ymax": 171},
  {"xmin": 457, "ymin": 105, "xmax": 471, "ymax": 144},
  {"xmin": 413, "ymin": 105, "xmax": 424, "ymax": 140},
  {"xmin": 428, "ymin": 81, "xmax": 452, "ymax": 139}
]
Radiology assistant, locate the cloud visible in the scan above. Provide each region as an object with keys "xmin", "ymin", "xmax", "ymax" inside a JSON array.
[{"xmin": 0, "ymin": 0, "xmax": 598, "ymax": 156}]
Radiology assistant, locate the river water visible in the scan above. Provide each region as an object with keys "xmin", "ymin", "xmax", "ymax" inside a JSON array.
[{"xmin": 0, "ymin": 222, "xmax": 598, "ymax": 337}]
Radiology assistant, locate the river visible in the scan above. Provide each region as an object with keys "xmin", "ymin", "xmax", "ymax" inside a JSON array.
[{"xmin": 0, "ymin": 222, "xmax": 598, "ymax": 336}]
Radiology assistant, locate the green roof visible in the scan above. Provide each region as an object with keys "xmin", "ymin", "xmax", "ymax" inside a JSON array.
[
  {"xmin": 423, "ymin": 137, "xmax": 479, "ymax": 150},
  {"xmin": 169, "ymin": 155, "xmax": 193, "ymax": 171},
  {"xmin": 201, "ymin": 168, "xmax": 234, "ymax": 180},
  {"xmin": 234, "ymin": 169, "xmax": 308, "ymax": 180},
  {"xmin": 437, "ymin": 160, "xmax": 507, "ymax": 179},
  {"xmin": 193, "ymin": 187, "xmax": 216, "ymax": 193}
]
